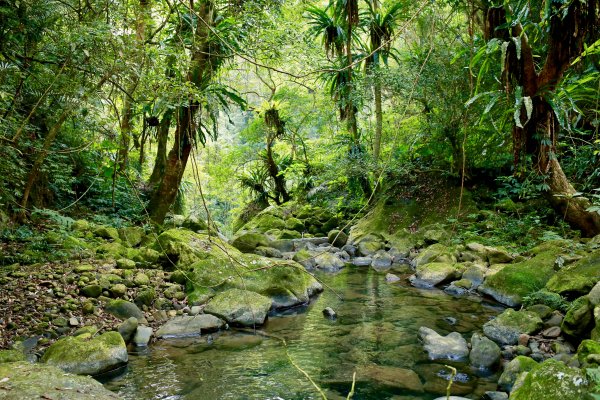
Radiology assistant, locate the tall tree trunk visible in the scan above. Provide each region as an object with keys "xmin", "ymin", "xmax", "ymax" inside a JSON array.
[
  {"xmin": 487, "ymin": 1, "xmax": 600, "ymax": 236},
  {"xmin": 147, "ymin": 110, "xmax": 172, "ymax": 188},
  {"xmin": 373, "ymin": 80, "xmax": 383, "ymax": 162},
  {"xmin": 117, "ymin": 0, "xmax": 149, "ymax": 172},
  {"xmin": 147, "ymin": 0, "xmax": 217, "ymax": 224},
  {"xmin": 148, "ymin": 106, "xmax": 194, "ymax": 223}
]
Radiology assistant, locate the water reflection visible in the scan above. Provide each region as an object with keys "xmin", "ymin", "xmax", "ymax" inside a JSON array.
[{"xmin": 104, "ymin": 267, "xmax": 503, "ymax": 399}]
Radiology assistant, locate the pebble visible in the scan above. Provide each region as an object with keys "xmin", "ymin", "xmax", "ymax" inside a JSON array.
[
  {"xmin": 322, "ymin": 307, "xmax": 337, "ymax": 319},
  {"xmin": 518, "ymin": 334, "xmax": 530, "ymax": 346},
  {"xmin": 69, "ymin": 317, "xmax": 79, "ymax": 326}
]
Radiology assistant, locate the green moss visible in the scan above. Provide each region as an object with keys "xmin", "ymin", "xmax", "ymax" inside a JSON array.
[
  {"xmin": 0, "ymin": 349, "xmax": 25, "ymax": 363},
  {"xmin": 522, "ymin": 290, "xmax": 570, "ymax": 313},
  {"xmin": 285, "ymin": 217, "xmax": 305, "ymax": 232},
  {"xmin": 95, "ymin": 242, "xmax": 128, "ymax": 259},
  {"xmin": 562, "ymin": 296, "xmax": 593, "ymax": 338},
  {"xmin": 93, "ymin": 226, "xmax": 119, "ymax": 241},
  {"xmin": 204, "ymin": 288, "xmax": 272, "ymax": 326},
  {"xmin": 497, "ymin": 356, "xmax": 538, "ymax": 391},
  {"xmin": 479, "ymin": 247, "xmax": 562, "ymax": 306},
  {"xmin": 546, "ymin": 250, "xmax": 600, "ymax": 297},
  {"xmin": 510, "ymin": 359, "xmax": 590, "ymax": 400},
  {"xmin": 577, "ymin": 340, "xmax": 600, "ymax": 366}
]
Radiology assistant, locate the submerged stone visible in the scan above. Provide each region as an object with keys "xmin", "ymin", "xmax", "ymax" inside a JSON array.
[
  {"xmin": 155, "ymin": 315, "xmax": 225, "ymax": 338},
  {"xmin": 418, "ymin": 326, "xmax": 469, "ymax": 360}
]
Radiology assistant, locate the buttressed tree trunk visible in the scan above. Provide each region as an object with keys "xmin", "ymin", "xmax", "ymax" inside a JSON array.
[
  {"xmin": 148, "ymin": 0, "xmax": 217, "ymax": 224},
  {"xmin": 486, "ymin": 1, "xmax": 600, "ymax": 237}
]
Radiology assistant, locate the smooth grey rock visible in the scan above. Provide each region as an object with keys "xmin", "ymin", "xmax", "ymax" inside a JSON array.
[
  {"xmin": 371, "ymin": 250, "xmax": 393, "ymax": 270},
  {"xmin": 204, "ymin": 288, "xmax": 272, "ymax": 327},
  {"xmin": 156, "ymin": 315, "xmax": 225, "ymax": 338},
  {"xmin": 418, "ymin": 326, "xmax": 469, "ymax": 361},
  {"xmin": 352, "ymin": 257, "xmax": 372, "ymax": 266},
  {"xmin": 469, "ymin": 332, "xmax": 501, "ymax": 369},
  {"xmin": 314, "ymin": 252, "xmax": 345, "ymax": 272},
  {"xmin": 117, "ymin": 317, "xmax": 138, "ymax": 343},
  {"xmin": 385, "ymin": 273, "xmax": 401, "ymax": 283},
  {"xmin": 483, "ymin": 392, "xmax": 509, "ymax": 400},
  {"xmin": 133, "ymin": 326, "xmax": 153, "ymax": 347}
]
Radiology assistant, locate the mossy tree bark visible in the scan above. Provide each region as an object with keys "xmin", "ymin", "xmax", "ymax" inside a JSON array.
[{"xmin": 486, "ymin": 1, "xmax": 600, "ymax": 236}]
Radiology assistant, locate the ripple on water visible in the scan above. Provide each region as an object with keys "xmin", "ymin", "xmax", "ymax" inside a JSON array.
[{"xmin": 103, "ymin": 267, "xmax": 501, "ymax": 399}]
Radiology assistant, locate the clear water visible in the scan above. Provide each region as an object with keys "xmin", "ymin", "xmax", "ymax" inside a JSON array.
[{"xmin": 104, "ymin": 267, "xmax": 503, "ymax": 399}]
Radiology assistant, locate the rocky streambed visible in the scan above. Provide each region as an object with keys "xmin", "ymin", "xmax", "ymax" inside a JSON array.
[{"xmin": 2, "ymin": 203, "xmax": 600, "ymax": 399}]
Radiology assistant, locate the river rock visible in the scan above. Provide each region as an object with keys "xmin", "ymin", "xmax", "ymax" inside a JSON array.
[
  {"xmin": 155, "ymin": 315, "xmax": 225, "ymax": 338},
  {"xmin": 415, "ymin": 262, "xmax": 464, "ymax": 286},
  {"xmin": 418, "ymin": 326, "xmax": 469, "ymax": 360},
  {"xmin": 41, "ymin": 331, "xmax": 128, "ymax": 376},
  {"xmin": 546, "ymin": 249, "xmax": 600, "ymax": 296},
  {"xmin": 116, "ymin": 258, "xmax": 136, "ymax": 270},
  {"xmin": 0, "ymin": 362, "xmax": 119, "ymax": 399},
  {"xmin": 413, "ymin": 244, "xmax": 457, "ymax": 266},
  {"xmin": 561, "ymin": 296, "xmax": 593, "ymax": 337},
  {"xmin": 497, "ymin": 355, "xmax": 538, "ymax": 391},
  {"xmin": 483, "ymin": 309, "xmax": 543, "ymax": 345},
  {"xmin": 117, "ymin": 317, "xmax": 138, "ymax": 343},
  {"xmin": 322, "ymin": 307, "xmax": 337, "ymax": 319},
  {"xmin": 371, "ymin": 251, "xmax": 393, "ymax": 271},
  {"xmin": 80, "ymin": 284, "xmax": 102, "ymax": 298},
  {"xmin": 105, "ymin": 299, "xmax": 145, "ymax": 321},
  {"xmin": 314, "ymin": 252, "xmax": 345, "ymax": 272},
  {"xmin": 328, "ymin": 230, "xmax": 348, "ymax": 247},
  {"xmin": 470, "ymin": 332, "xmax": 501, "ymax": 369},
  {"xmin": 509, "ymin": 359, "xmax": 590, "ymax": 400},
  {"xmin": 133, "ymin": 326, "xmax": 153, "ymax": 346},
  {"xmin": 352, "ymin": 256, "xmax": 372, "ymax": 266},
  {"xmin": 204, "ymin": 288, "xmax": 272, "ymax": 326},
  {"xmin": 361, "ymin": 365, "xmax": 424, "ymax": 392},
  {"xmin": 386, "ymin": 273, "xmax": 401, "ymax": 283},
  {"xmin": 482, "ymin": 392, "xmax": 508, "ymax": 400}
]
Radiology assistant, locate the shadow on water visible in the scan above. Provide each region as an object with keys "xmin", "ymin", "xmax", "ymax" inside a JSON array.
[{"xmin": 103, "ymin": 267, "xmax": 504, "ymax": 399}]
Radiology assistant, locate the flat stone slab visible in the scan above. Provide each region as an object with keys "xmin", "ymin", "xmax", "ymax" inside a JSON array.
[{"xmin": 156, "ymin": 315, "xmax": 225, "ymax": 338}]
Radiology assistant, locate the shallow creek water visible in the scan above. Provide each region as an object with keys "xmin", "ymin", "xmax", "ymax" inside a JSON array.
[{"xmin": 104, "ymin": 267, "xmax": 504, "ymax": 399}]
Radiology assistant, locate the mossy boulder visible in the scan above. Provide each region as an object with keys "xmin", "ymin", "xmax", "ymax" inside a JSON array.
[
  {"xmin": 292, "ymin": 249, "xmax": 316, "ymax": 269},
  {"xmin": 119, "ymin": 226, "xmax": 144, "ymax": 247},
  {"xmin": 182, "ymin": 215, "xmax": 209, "ymax": 232},
  {"xmin": 0, "ymin": 362, "xmax": 119, "ymax": 399},
  {"xmin": 72, "ymin": 219, "xmax": 91, "ymax": 232},
  {"xmin": 204, "ymin": 288, "xmax": 272, "ymax": 326},
  {"xmin": 241, "ymin": 210, "xmax": 286, "ymax": 232},
  {"xmin": 62, "ymin": 235, "xmax": 89, "ymax": 250},
  {"xmin": 562, "ymin": 296, "xmax": 594, "ymax": 338},
  {"xmin": 230, "ymin": 232, "xmax": 270, "ymax": 253},
  {"xmin": 133, "ymin": 247, "xmax": 160, "ymax": 265},
  {"xmin": 413, "ymin": 244, "xmax": 457, "ymax": 267},
  {"xmin": 285, "ymin": 217, "xmax": 305, "ymax": 232},
  {"xmin": 478, "ymin": 244, "xmax": 564, "ymax": 307},
  {"xmin": 328, "ymin": 229, "xmax": 348, "ymax": 247},
  {"xmin": 80, "ymin": 284, "xmax": 102, "ymax": 298},
  {"xmin": 41, "ymin": 331, "xmax": 128, "ymax": 376},
  {"xmin": 546, "ymin": 249, "xmax": 600, "ymax": 298},
  {"xmin": 577, "ymin": 339, "xmax": 600, "ymax": 366},
  {"xmin": 415, "ymin": 262, "xmax": 465, "ymax": 286},
  {"xmin": 469, "ymin": 332, "xmax": 501, "ymax": 369},
  {"xmin": 0, "ymin": 349, "xmax": 26, "ymax": 363},
  {"xmin": 96, "ymin": 242, "xmax": 128, "ymax": 259},
  {"xmin": 154, "ymin": 228, "xmax": 216, "ymax": 267},
  {"xmin": 497, "ymin": 356, "xmax": 538, "ymax": 392},
  {"xmin": 483, "ymin": 309, "xmax": 543, "ymax": 345},
  {"xmin": 509, "ymin": 359, "xmax": 590, "ymax": 400},
  {"xmin": 187, "ymin": 254, "xmax": 322, "ymax": 309},
  {"xmin": 116, "ymin": 258, "xmax": 136, "ymax": 269},
  {"xmin": 93, "ymin": 225, "xmax": 120, "ymax": 241}
]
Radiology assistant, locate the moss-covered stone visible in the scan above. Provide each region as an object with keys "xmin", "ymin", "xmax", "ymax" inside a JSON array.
[
  {"xmin": 577, "ymin": 339, "xmax": 600, "ymax": 366},
  {"xmin": 182, "ymin": 215, "xmax": 209, "ymax": 232},
  {"xmin": 134, "ymin": 288, "xmax": 156, "ymax": 307},
  {"xmin": 154, "ymin": 229, "xmax": 215, "ymax": 267},
  {"xmin": 93, "ymin": 225, "xmax": 119, "ymax": 241},
  {"xmin": 72, "ymin": 219, "xmax": 91, "ymax": 232},
  {"xmin": 116, "ymin": 258, "xmax": 136, "ymax": 269},
  {"xmin": 96, "ymin": 242, "xmax": 128, "ymax": 259},
  {"xmin": 497, "ymin": 356, "xmax": 538, "ymax": 391},
  {"xmin": 415, "ymin": 262, "xmax": 464, "ymax": 286},
  {"xmin": 483, "ymin": 309, "xmax": 543, "ymax": 345},
  {"xmin": 562, "ymin": 296, "xmax": 594, "ymax": 338},
  {"xmin": 80, "ymin": 284, "xmax": 102, "ymax": 298},
  {"xmin": 509, "ymin": 359, "xmax": 590, "ymax": 400},
  {"xmin": 285, "ymin": 217, "xmax": 305, "ymax": 232},
  {"xmin": 41, "ymin": 331, "xmax": 128, "ymax": 376},
  {"xmin": 0, "ymin": 362, "xmax": 119, "ymax": 399},
  {"xmin": 478, "ymin": 245, "xmax": 564, "ymax": 307},
  {"xmin": 413, "ymin": 243, "xmax": 456, "ymax": 266},
  {"xmin": 133, "ymin": 247, "xmax": 161, "ymax": 264},
  {"xmin": 230, "ymin": 232, "xmax": 270, "ymax": 253},
  {"xmin": 119, "ymin": 226, "xmax": 144, "ymax": 247},
  {"xmin": 546, "ymin": 249, "xmax": 600, "ymax": 297},
  {"xmin": 204, "ymin": 288, "xmax": 272, "ymax": 326},
  {"xmin": 328, "ymin": 229, "xmax": 348, "ymax": 247},
  {"xmin": 0, "ymin": 349, "xmax": 25, "ymax": 363},
  {"xmin": 292, "ymin": 248, "xmax": 316, "ymax": 269}
]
